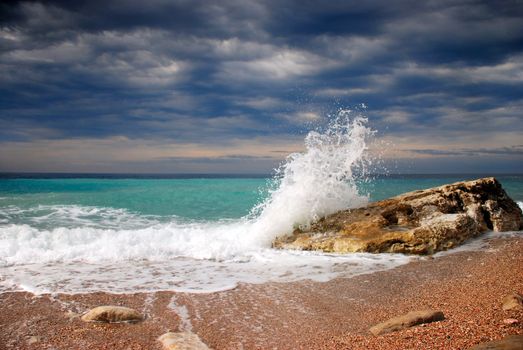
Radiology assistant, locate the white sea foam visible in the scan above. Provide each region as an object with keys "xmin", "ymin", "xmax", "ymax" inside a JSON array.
[
  {"xmin": 168, "ymin": 295, "xmax": 193, "ymax": 331},
  {"xmin": 0, "ymin": 204, "xmax": 160, "ymax": 230},
  {"xmin": 518, "ymin": 201, "xmax": 523, "ymax": 211},
  {"xmin": 0, "ymin": 246, "xmax": 413, "ymax": 294}
]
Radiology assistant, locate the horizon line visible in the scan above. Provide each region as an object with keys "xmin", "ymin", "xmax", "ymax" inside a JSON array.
[{"xmin": 1, "ymin": 171, "xmax": 522, "ymax": 179}]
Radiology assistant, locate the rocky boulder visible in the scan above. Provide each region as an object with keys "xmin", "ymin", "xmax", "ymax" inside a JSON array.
[{"xmin": 273, "ymin": 177, "xmax": 522, "ymax": 255}]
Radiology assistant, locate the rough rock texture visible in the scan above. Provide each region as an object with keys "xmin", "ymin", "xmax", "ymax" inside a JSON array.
[
  {"xmin": 274, "ymin": 177, "xmax": 522, "ymax": 254},
  {"xmin": 81, "ymin": 305, "xmax": 143, "ymax": 323},
  {"xmin": 502, "ymin": 293, "xmax": 523, "ymax": 311},
  {"xmin": 469, "ymin": 334, "xmax": 523, "ymax": 349},
  {"xmin": 369, "ymin": 310, "xmax": 445, "ymax": 335},
  {"xmin": 158, "ymin": 332, "xmax": 210, "ymax": 350}
]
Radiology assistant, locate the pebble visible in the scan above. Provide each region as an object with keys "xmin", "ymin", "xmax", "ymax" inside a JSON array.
[
  {"xmin": 81, "ymin": 305, "xmax": 144, "ymax": 323},
  {"xmin": 158, "ymin": 331, "xmax": 210, "ymax": 350},
  {"xmin": 369, "ymin": 310, "xmax": 445, "ymax": 336},
  {"xmin": 502, "ymin": 318, "xmax": 519, "ymax": 325},
  {"xmin": 502, "ymin": 292, "xmax": 523, "ymax": 311}
]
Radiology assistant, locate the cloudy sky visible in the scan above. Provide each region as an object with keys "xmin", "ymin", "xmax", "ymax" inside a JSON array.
[{"xmin": 1, "ymin": 0, "xmax": 522, "ymax": 174}]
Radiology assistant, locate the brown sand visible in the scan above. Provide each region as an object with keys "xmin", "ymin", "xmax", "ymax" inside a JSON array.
[{"xmin": 1, "ymin": 236, "xmax": 522, "ymax": 350}]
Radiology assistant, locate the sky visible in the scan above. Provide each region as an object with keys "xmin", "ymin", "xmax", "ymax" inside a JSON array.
[{"xmin": 0, "ymin": 0, "xmax": 522, "ymax": 174}]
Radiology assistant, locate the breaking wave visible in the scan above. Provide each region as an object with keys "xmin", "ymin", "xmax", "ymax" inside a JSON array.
[
  {"xmin": 0, "ymin": 109, "xmax": 415, "ymax": 294},
  {"xmin": 0, "ymin": 110, "xmax": 373, "ymax": 264}
]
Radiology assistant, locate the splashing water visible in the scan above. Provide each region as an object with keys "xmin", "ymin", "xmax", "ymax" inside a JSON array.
[
  {"xmin": 0, "ymin": 109, "xmax": 408, "ymax": 294},
  {"xmin": 248, "ymin": 110, "xmax": 372, "ymax": 246}
]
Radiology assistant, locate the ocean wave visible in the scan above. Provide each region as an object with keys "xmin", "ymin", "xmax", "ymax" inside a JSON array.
[
  {"xmin": 246, "ymin": 110, "xmax": 372, "ymax": 246},
  {"xmin": 0, "ymin": 220, "xmax": 255, "ymax": 264},
  {"xmin": 0, "ymin": 110, "xmax": 397, "ymax": 294},
  {"xmin": 0, "ymin": 204, "xmax": 161, "ymax": 230},
  {"xmin": 0, "ymin": 240, "xmax": 413, "ymax": 294}
]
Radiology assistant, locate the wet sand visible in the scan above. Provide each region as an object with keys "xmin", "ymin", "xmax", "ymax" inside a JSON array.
[{"xmin": 1, "ymin": 236, "xmax": 522, "ymax": 349}]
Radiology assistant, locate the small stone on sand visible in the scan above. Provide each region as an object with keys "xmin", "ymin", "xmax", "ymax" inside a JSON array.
[
  {"xmin": 502, "ymin": 318, "xmax": 519, "ymax": 325},
  {"xmin": 64, "ymin": 310, "xmax": 81, "ymax": 321},
  {"xmin": 502, "ymin": 292, "xmax": 523, "ymax": 311},
  {"xmin": 158, "ymin": 331, "xmax": 210, "ymax": 350},
  {"xmin": 81, "ymin": 305, "xmax": 143, "ymax": 323},
  {"xmin": 370, "ymin": 310, "xmax": 445, "ymax": 336},
  {"xmin": 26, "ymin": 336, "xmax": 41, "ymax": 345}
]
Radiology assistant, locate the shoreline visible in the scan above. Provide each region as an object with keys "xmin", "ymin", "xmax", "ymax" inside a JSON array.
[{"xmin": 1, "ymin": 236, "xmax": 522, "ymax": 349}]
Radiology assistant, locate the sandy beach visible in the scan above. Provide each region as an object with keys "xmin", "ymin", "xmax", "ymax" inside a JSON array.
[{"xmin": 0, "ymin": 235, "xmax": 521, "ymax": 349}]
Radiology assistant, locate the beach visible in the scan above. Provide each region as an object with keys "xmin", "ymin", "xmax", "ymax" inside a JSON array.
[
  {"xmin": 1, "ymin": 235, "xmax": 521, "ymax": 350},
  {"xmin": 3, "ymin": 0, "xmax": 523, "ymax": 348}
]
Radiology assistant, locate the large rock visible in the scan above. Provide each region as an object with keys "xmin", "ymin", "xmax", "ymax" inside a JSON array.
[
  {"xmin": 81, "ymin": 305, "xmax": 143, "ymax": 323},
  {"xmin": 273, "ymin": 177, "xmax": 522, "ymax": 254},
  {"xmin": 369, "ymin": 309, "xmax": 445, "ymax": 335}
]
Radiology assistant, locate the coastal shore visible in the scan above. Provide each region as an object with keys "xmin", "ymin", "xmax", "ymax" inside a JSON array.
[{"xmin": 1, "ymin": 235, "xmax": 522, "ymax": 350}]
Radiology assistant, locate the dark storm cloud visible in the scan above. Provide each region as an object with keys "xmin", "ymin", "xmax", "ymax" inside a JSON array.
[
  {"xmin": 0, "ymin": 0, "xmax": 269, "ymax": 44},
  {"xmin": 1, "ymin": 0, "xmax": 522, "ymax": 172}
]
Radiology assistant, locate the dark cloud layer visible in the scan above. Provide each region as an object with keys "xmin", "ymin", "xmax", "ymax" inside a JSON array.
[{"xmin": 1, "ymin": 0, "xmax": 522, "ymax": 173}]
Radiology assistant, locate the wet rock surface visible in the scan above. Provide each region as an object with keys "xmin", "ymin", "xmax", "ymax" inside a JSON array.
[{"xmin": 274, "ymin": 177, "xmax": 522, "ymax": 254}]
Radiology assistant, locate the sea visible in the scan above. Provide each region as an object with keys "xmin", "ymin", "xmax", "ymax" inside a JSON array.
[{"xmin": 1, "ymin": 114, "xmax": 522, "ymax": 295}]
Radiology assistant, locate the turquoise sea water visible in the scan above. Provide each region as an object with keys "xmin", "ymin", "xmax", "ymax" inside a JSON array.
[
  {"xmin": 1, "ymin": 174, "xmax": 522, "ymax": 229},
  {"xmin": 0, "ymin": 176, "xmax": 269, "ymax": 225},
  {"xmin": 0, "ymin": 174, "xmax": 522, "ymax": 294}
]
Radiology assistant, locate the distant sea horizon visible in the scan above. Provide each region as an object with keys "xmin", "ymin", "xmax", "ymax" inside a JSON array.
[{"xmin": 1, "ymin": 172, "xmax": 522, "ymax": 179}]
